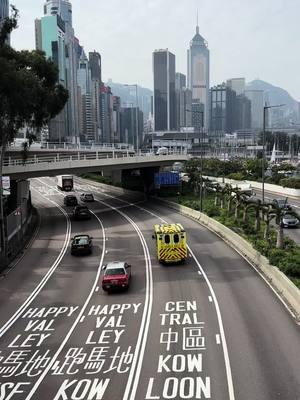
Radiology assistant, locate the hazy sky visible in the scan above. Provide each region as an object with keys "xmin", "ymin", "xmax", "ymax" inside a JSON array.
[{"xmin": 11, "ymin": 0, "xmax": 300, "ymax": 100}]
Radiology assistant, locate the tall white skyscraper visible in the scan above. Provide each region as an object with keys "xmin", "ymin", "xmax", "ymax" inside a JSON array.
[{"xmin": 187, "ymin": 23, "xmax": 210, "ymax": 130}]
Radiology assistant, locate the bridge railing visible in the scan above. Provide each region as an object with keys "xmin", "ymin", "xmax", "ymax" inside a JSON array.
[
  {"xmin": 8, "ymin": 141, "xmax": 135, "ymax": 152},
  {"xmin": 3, "ymin": 149, "xmax": 186, "ymax": 167}
]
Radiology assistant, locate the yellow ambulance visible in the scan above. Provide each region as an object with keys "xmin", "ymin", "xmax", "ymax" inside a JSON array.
[{"xmin": 153, "ymin": 223, "xmax": 187, "ymax": 264}]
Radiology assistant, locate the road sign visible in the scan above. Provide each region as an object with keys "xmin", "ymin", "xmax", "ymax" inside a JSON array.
[
  {"xmin": 2, "ymin": 176, "xmax": 10, "ymax": 195},
  {"xmin": 155, "ymin": 172, "xmax": 180, "ymax": 188}
]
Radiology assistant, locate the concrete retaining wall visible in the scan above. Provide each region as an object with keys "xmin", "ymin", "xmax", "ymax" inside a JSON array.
[
  {"xmin": 157, "ymin": 198, "xmax": 300, "ymax": 320},
  {"xmin": 204, "ymin": 176, "xmax": 300, "ymax": 198}
]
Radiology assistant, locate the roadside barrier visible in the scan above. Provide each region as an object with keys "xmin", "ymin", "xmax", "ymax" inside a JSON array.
[{"xmin": 156, "ymin": 197, "xmax": 300, "ymax": 320}]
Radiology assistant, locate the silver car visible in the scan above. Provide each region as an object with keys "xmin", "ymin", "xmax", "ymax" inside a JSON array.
[
  {"xmin": 80, "ymin": 193, "xmax": 94, "ymax": 202},
  {"xmin": 281, "ymin": 214, "xmax": 299, "ymax": 228}
]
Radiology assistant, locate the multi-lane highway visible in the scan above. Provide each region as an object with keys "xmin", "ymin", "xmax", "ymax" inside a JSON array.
[{"xmin": 0, "ymin": 177, "xmax": 299, "ymax": 400}]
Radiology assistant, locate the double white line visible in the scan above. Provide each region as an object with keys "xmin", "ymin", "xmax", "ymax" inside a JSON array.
[{"xmin": 92, "ymin": 197, "xmax": 153, "ymax": 400}]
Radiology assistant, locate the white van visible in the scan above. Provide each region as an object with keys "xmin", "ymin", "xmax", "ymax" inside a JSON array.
[{"xmin": 156, "ymin": 147, "xmax": 168, "ymax": 156}]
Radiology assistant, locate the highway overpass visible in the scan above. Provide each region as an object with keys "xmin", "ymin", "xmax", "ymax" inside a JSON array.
[{"xmin": 3, "ymin": 152, "xmax": 189, "ymax": 180}]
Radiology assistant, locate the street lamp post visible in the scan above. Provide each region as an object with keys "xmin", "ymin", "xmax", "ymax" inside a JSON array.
[
  {"xmin": 262, "ymin": 103, "xmax": 285, "ymax": 203},
  {"xmin": 124, "ymin": 84, "xmax": 139, "ymax": 153}
]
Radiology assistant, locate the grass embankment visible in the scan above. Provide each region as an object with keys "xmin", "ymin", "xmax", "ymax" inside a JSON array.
[
  {"xmin": 80, "ymin": 173, "xmax": 113, "ymax": 185},
  {"xmin": 167, "ymin": 193, "xmax": 300, "ymax": 289}
]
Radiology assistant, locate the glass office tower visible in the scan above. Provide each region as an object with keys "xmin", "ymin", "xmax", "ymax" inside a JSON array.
[{"xmin": 153, "ymin": 49, "xmax": 176, "ymax": 131}]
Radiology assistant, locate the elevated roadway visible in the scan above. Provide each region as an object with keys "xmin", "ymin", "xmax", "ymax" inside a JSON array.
[{"xmin": 3, "ymin": 152, "xmax": 189, "ymax": 180}]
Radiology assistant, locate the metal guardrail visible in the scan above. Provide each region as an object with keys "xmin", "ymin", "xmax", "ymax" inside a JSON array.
[{"xmin": 3, "ymin": 150, "xmax": 187, "ymax": 167}]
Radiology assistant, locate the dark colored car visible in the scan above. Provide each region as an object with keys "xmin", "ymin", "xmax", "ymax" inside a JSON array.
[
  {"xmin": 64, "ymin": 195, "xmax": 78, "ymax": 206},
  {"xmin": 272, "ymin": 198, "xmax": 292, "ymax": 211},
  {"xmin": 80, "ymin": 193, "xmax": 94, "ymax": 202},
  {"xmin": 281, "ymin": 213, "xmax": 299, "ymax": 228},
  {"xmin": 71, "ymin": 235, "xmax": 93, "ymax": 255},
  {"xmin": 102, "ymin": 261, "xmax": 131, "ymax": 292},
  {"xmin": 72, "ymin": 205, "xmax": 91, "ymax": 220}
]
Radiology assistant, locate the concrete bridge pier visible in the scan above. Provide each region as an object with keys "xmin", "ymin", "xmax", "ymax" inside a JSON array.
[{"xmin": 102, "ymin": 170, "xmax": 122, "ymax": 185}]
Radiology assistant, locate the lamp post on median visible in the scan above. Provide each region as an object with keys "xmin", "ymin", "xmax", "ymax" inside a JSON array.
[
  {"xmin": 124, "ymin": 84, "xmax": 139, "ymax": 153},
  {"xmin": 262, "ymin": 103, "xmax": 285, "ymax": 203}
]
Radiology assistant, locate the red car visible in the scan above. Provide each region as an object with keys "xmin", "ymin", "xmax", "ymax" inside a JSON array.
[{"xmin": 102, "ymin": 261, "xmax": 131, "ymax": 292}]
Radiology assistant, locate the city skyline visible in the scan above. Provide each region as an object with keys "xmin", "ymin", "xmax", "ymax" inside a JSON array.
[{"xmin": 10, "ymin": 0, "xmax": 300, "ymax": 100}]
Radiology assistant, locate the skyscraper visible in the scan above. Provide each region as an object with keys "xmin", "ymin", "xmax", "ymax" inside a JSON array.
[
  {"xmin": 210, "ymin": 84, "xmax": 236, "ymax": 133},
  {"xmin": 40, "ymin": 0, "xmax": 79, "ymax": 143},
  {"xmin": 44, "ymin": 0, "xmax": 72, "ymax": 26},
  {"xmin": 226, "ymin": 78, "xmax": 246, "ymax": 96},
  {"xmin": 0, "ymin": 0, "xmax": 8, "ymax": 22},
  {"xmin": 245, "ymin": 90, "xmax": 264, "ymax": 129},
  {"xmin": 175, "ymin": 72, "xmax": 193, "ymax": 130},
  {"xmin": 0, "ymin": 0, "xmax": 9, "ymax": 43},
  {"xmin": 153, "ymin": 49, "xmax": 176, "ymax": 131},
  {"xmin": 77, "ymin": 48, "xmax": 93, "ymax": 140},
  {"xmin": 89, "ymin": 51, "xmax": 102, "ymax": 142},
  {"xmin": 175, "ymin": 73, "xmax": 186, "ymax": 91},
  {"xmin": 101, "ymin": 85, "xmax": 114, "ymax": 143},
  {"xmin": 187, "ymin": 23, "xmax": 210, "ymax": 130},
  {"xmin": 35, "ymin": 14, "xmax": 68, "ymax": 141}
]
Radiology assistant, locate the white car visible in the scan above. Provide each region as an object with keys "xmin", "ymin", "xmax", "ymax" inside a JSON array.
[
  {"xmin": 156, "ymin": 147, "xmax": 168, "ymax": 155},
  {"xmin": 80, "ymin": 193, "xmax": 94, "ymax": 202}
]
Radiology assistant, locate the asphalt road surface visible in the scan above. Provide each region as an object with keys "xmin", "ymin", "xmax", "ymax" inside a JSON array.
[{"xmin": 0, "ymin": 176, "xmax": 299, "ymax": 400}]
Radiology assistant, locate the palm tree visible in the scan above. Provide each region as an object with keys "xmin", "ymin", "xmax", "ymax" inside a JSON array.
[
  {"xmin": 262, "ymin": 204, "xmax": 275, "ymax": 242},
  {"xmin": 241, "ymin": 198, "xmax": 262, "ymax": 232},
  {"xmin": 231, "ymin": 188, "xmax": 248, "ymax": 222}
]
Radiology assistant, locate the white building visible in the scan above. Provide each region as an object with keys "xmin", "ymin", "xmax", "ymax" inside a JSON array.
[{"xmin": 187, "ymin": 24, "xmax": 210, "ymax": 130}]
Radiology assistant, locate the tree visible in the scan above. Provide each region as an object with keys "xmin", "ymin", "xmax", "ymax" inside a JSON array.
[
  {"xmin": 231, "ymin": 188, "xmax": 248, "ymax": 222},
  {"xmin": 0, "ymin": 7, "xmax": 69, "ymax": 264}
]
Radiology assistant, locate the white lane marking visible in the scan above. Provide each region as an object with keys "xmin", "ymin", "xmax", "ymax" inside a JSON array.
[
  {"xmin": 75, "ymin": 178, "xmax": 235, "ymax": 400},
  {"xmin": 48, "ymin": 177, "xmax": 154, "ymax": 400},
  {"xmin": 188, "ymin": 247, "xmax": 235, "ymax": 399},
  {"xmin": 95, "ymin": 286, "xmax": 99, "ymax": 292},
  {"xmin": 0, "ymin": 186, "xmax": 71, "ymax": 338},
  {"xmin": 209, "ymin": 296, "xmax": 213, "ymax": 302},
  {"xmin": 198, "ymin": 271, "xmax": 202, "ymax": 276},
  {"xmin": 80, "ymin": 316, "xmax": 85, "ymax": 323},
  {"xmin": 86, "ymin": 195, "xmax": 153, "ymax": 400},
  {"xmin": 216, "ymin": 334, "xmax": 221, "ymax": 344},
  {"xmin": 197, "ymin": 213, "xmax": 300, "ymax": 322},
  {"xmin": 25, "ymin": 207, "xmax": 106, "ymax": 400}
]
